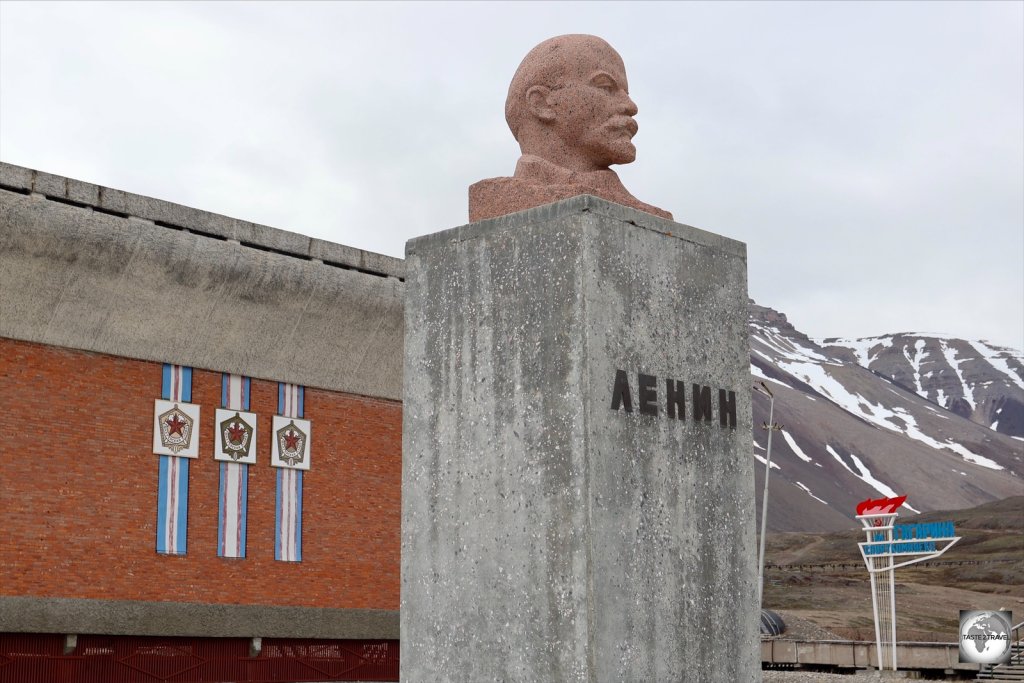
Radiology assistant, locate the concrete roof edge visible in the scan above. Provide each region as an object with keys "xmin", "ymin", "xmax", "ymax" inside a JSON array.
[{"xmin": 0, "ymin": 161, "xmax": 405, "ymax": 280}]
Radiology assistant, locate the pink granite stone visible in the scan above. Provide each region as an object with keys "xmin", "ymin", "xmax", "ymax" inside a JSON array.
[{"xmin": 470, "ymin": 34, "xmax": 672, "ymax": 222}]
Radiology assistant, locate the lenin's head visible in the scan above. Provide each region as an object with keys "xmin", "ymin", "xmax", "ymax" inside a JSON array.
[{"xmin": 505, "ymin": 35, "xmax": 640, "ymax": 173}]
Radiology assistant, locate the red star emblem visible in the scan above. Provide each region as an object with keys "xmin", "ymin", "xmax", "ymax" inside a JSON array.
[
  {"xmin": 284, "ymin": 430, "xmax": 300, "ymax": 451},
  {"xmin": 227, "ymin": 422, "xmax": 246, "ymax": 444},
  {"xmin": 166, "ymin": 414, "xmax": 186, "ymax": 436}
]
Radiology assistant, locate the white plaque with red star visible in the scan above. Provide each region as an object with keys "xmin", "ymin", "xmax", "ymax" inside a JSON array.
[
  {"xmin": 214, "ymin": 408, "xmax": 258, "ymax": 465},
  {"xmin": 153, "ymin": 399, "xmax": 201, "ymax": 458},
  {"xmin": 271, "ymin": 415, "xmax": 311, "ymax": 470}
]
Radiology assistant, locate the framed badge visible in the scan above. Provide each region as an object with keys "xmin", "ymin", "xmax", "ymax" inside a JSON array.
[
  {"xmin": 153, "ymin": 399, "xmax": 200, "ymax": 458},
  {"xmin": 214, "ymin": 408, "xmax": 258, "ymax": 464},
  {"xmin": 271, "ymin": 415, "xmax": 311, "ymax": 470}
]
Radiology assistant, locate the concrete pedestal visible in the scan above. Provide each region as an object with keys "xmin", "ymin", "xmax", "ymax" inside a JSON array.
[{"xmin": 402, "ymin": 195, "xmax": 758, "ymax": 682}]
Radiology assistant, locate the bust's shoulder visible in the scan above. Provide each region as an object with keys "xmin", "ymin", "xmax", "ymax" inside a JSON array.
[
  {"xmin": 468, "ymin": 155, "xmax": 672, "ymax": 222},
  {"xmin": 469, "ymin": 176, "xmax": 579, "ymax": 222}
]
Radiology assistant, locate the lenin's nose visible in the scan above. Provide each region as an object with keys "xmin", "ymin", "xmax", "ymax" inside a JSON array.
[{"xmin": 623, "ymin": 94, "xmax": 638, "ymax": 117}]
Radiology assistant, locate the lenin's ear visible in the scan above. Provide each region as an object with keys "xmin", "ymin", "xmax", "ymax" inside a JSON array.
[{"xmin": 526, "ymin": 85, "xmax": 556, "ymax": 123}]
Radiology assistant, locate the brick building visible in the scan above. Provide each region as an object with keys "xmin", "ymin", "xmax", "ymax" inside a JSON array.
[{"xmin": 0, "ymin": 162, "xmax": 404, "ymax": 682}]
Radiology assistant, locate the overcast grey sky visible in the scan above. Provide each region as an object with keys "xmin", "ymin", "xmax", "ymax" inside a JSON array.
[{"xmin": 2, "ymin": 1, "xmax": 1021, "ymax": 350}]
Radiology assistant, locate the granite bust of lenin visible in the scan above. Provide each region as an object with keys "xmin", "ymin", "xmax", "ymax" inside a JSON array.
[{"xmin": 469, "ymin": 34, "xmax": 672, "ymax": 222}]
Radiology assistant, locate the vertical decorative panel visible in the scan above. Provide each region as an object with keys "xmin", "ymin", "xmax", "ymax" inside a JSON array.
[
  {"xmin": 216, "ymin": 374, "xmax": 253, "ymax": 558},
  {"xmin": 274, "ymin": 383, "xmax": 307, "ymax": 562},
  {"xmin": 155, "ymin": 364, "xmax": 195, "ymax": 555}
]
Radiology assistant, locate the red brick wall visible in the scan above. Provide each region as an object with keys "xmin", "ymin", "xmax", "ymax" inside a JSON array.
[{"xmin": 0, "ymin": 337, "xmax": 401, "ymax": 610}]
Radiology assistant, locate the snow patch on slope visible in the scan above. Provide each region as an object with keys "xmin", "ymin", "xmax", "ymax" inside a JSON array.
[
  {"xmin": 753, "ymin": 323, "xmax": 834, "ymax": 364},
  {"xmin": 904, "ymin": 339, "xmax": 927, "ymax": 395},
  {"xmin": 795, "ymin": 481, "xmax": 829, "ymax": 505},
  {"xmin": 751, "ymin": 363, "xmax": 770, "ymax": 381},
  {"xmin": 826, "ymin": 445, "xmax": 919, "ymax": 513},
  {"xmin": 885, "ymin": 405, "xmax": 1002, "ymax": 470},
  {"xmin": 970, "ymin": 340, "xmax": 1024, "ymax": 392},
  {"xmin": 939, "ymin": 340, "xmax": 975, "ymax": 411},
  {"xmin": 781, "ymin": 430, "xmax": 813, "ymax": 463},
  {"xmin": 753, "ymin": 452, "xmax": 781, "ymax": 470},
  {"xmin": 826, "ymin": 336, "xmax": 893, "ymax": 367}
]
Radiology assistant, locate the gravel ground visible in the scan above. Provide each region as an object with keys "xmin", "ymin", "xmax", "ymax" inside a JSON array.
[{"xmin": 765, "ymin": 610, "xmax": 847, "ymax": 641}]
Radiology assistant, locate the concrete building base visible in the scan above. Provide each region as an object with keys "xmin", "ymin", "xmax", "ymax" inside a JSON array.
[{"xmin": 0, "ymin": 596, "xmax": 398, "ymax": 639}]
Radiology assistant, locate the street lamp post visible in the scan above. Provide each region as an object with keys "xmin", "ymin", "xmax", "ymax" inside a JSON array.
[{"xmin": 753, "ymin": 381, "xmax": 783, "ymax": 609}]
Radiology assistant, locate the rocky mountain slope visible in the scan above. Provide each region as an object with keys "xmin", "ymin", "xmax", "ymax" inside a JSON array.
[
  {"xmin": 748, "ymin": 302, "xmax": 1023, "ymax": 532},
  {"xmin": 822, "ymin": 333, "xmax": 1024, "ymax": 437}
]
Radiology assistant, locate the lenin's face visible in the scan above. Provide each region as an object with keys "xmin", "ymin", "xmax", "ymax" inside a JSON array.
[{"xmin": 547, "ymin": 42, "xmax": 639, "ymax": 170}]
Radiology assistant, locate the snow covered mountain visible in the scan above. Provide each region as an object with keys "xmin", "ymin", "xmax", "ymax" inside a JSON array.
[
  {"xmin": 748, "ymin": 302, "xmax": 1023, "ymax": 532},
  {"xmin": 822, "ymin": 333, "xmax": 1024, "ymax": 438}
]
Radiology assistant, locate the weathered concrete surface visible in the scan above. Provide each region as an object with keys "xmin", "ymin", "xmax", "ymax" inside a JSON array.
[
  {"xmin": 0, "ymin": 162, "xmax": 403, "ymax": 399},
  {"xmin": 0, "ymin": 596, "xmax": 398, "ymax": 639},
  {"xmin": 402, "ymin": 195, "xmax": 758, "ymax": 682}
]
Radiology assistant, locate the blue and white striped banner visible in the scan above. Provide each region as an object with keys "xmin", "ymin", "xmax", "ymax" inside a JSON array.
[
  {"xmin": 218, "ymin": 374, "xmax": 250, "ymax": 559},
  {"xmin": 156, "ymin": 364, "xmax": 192, "ymax": 555},
  {"xmin": 276, "ymin": 383, "xmax": 304, "ymax": 562}
]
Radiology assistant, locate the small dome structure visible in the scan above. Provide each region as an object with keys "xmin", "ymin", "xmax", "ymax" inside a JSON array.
[{"xmin": 760, "ymin": 609, "xmax": 786, "ymax": 636}]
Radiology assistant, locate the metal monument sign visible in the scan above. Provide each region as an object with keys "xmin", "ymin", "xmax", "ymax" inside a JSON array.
[{"xmin": 855, "ymin": 494, "xmax": 960, "ymax": 672}]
